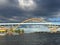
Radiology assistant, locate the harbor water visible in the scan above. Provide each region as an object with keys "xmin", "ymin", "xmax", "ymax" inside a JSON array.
[{"xmin": 0, "ymin": 33, "xmax": 60, "ymax": 45}]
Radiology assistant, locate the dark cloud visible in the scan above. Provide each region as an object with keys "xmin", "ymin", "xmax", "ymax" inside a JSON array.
[{"xmin": 0, "ymin": 0, "xmax": 60, "ymax": 22}]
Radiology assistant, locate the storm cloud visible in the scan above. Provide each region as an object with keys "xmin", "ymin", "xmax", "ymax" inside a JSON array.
[{"xmin": 0, "ymin": 0, "xmax": 60, "ymax": 22}]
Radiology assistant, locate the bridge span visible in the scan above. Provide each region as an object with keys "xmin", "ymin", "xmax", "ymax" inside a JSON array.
[{"xmin": 0, "ymin": 18, "xmax": 60, "ymax": 35}]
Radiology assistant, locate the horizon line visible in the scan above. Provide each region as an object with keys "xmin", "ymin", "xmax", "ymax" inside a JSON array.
[{"xmin": 0, "ymin": 23, "xmax": 60, "ymax": 25}]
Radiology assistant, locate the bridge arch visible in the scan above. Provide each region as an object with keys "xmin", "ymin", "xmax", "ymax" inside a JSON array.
[{"xmin": 13, "ymin": 18, "xmax": 46, "ymax": 30}]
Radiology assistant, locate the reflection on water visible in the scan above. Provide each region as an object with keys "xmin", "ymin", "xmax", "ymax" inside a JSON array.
[{"xmin": 0, "ymin": 33, "xmax": 60, "ymax": 45}]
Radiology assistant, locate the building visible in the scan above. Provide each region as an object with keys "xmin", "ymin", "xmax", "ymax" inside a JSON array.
[{"xmin": 0, "ymin": 26, "xmax": 7, "ymax": 33}]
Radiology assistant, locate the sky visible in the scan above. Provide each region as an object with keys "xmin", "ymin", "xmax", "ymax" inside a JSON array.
[
  {"xmin": 0, "ymin": 0, "xmax": 60, "ymax": 32},
  {"xmin": 0, "ymin": 0, "xmax": 60, "ymax": 22}
]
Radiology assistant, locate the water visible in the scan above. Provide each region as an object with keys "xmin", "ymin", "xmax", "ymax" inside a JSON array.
[{"xmin": 0, "ymin": 33, "xmax": 60, "ymax": 45}]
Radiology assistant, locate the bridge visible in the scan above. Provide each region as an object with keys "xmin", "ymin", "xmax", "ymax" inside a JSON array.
[{"xmin": 0, "ymin": 18, "xmax": 60, "ymax": 35}]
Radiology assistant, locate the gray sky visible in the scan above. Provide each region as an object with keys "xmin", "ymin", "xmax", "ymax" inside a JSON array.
[
  {"xmin": 0, "ymin": 0, "xmax": 60, "ymax": 32},
  {"xmin": 0, "ymin": 0, "xmax": 60, "ymax": 22}
]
